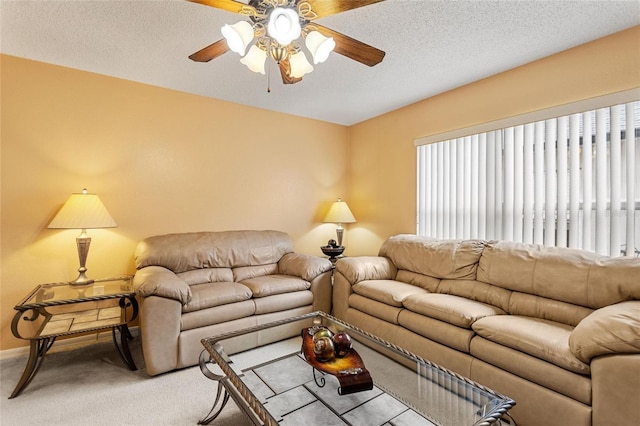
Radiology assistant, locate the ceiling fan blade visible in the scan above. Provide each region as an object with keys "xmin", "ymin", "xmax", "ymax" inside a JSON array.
[
  {"xmin": 189, "ymin": 39, "xmax": 229, "ymax": 62},
  {"xmin": 302, "ymin": 0, "xmax": 385, "ymax": 19},
  {"xmin": 311, "ymin": 24, "xmax": 385, "ymax": 67},
  {"xmin": 187, "ymin": 0, "xmax": 257, "ymax": 15},
  {"xmin": 279, "ymin": 59, "xmax": 303, "ymax": 85}
]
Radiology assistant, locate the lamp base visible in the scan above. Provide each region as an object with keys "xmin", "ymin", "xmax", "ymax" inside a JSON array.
[
  {"xmin": 69, "ymin": 271, "xmax": 94, "ymax": 286},
  {"xmin": 71, "ymin": 232, "xmax": 94, "ymax": 285},
  {"xmin": 336, "ymin": 226, "xmax": 344, "ymax": 247}
]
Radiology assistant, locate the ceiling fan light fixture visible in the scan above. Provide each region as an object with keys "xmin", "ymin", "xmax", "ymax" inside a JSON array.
[
  {"xmin": 221, "ymin": 21, "xmax": 254, "ymax": 56},
  {"xmin": 267, "ymin": 7, "xmax": 301, "ymax": 46},
  {"xmin": 305, "ymin": 30, "xmax": 335, "ymax": 64},
  {"xmin": 240, "ymin": 45, "xmax": 267, "ymax": 74},
  {"xmin": 188, "ymin": 0, "xmax": 387, "ymax": 87},
  {"xmin": 289, "ymin": 51, "xmax": 313, "ymax": 78}
]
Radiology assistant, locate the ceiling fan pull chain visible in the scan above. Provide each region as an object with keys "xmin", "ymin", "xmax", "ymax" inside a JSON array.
[{"xmin": 267, "ymin": 52, "xmax": 272, "ymax": 93}]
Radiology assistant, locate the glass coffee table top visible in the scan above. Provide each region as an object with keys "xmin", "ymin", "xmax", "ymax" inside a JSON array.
[{"xmin": 199, "ymin": 311, "xmax": 514, "ymax": 426}]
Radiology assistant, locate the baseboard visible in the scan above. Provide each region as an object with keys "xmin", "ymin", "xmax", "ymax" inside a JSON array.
[{"xmin": 0, "ymin": 326, "xmax": 140, "ymax": 360}]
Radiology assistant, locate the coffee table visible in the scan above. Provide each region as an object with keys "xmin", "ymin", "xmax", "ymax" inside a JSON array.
[{"xmin": 199, "ymin": 311, "xmax": 515, "ymax": 426}]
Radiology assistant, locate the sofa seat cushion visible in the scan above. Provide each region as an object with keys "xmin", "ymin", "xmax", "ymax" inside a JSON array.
[
  {"xmin": 472, "ymin": 315, "xmax": 590, "ymax": 374},
  {"xmin": 349, "ymin": 293, "xmax": 403, "ymax": 324},
  {"xmin": 240, "ymin": 274, "xmax": 310, "ymax": 298},
  {"xmin": 398, "ymin": 309, "xmax": 475, "ymax": 353},
  {"xmin": 182, "ymin": 282, "xmax": 253, "ymax": 313},
  {"xmin": 403, "ymin": 293, "xmax": 505, "ymax": 329},
  {"xmin": 253, "ymin": 290, "xmax": 313, "ymax": 314},
  {"xmin": 470, "ymin": 336, "xmax": 592, "ymax": 405},
  {"xmin": 352, "ymin": 280, "xmax": 428, "ymax": 307},
  {"xmin": 181, "ymin": 300, "xmax": 255, "ymax": 331}
]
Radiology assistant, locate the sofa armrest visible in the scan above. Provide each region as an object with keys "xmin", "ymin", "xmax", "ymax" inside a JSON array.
[
  {"xmin": 133, "ymin": 265, "xmax": 192, "ymax": 305},
  {"xmin": 335, "ymin": 256, "xmax": 397, "ymax": 285},
  {"xmin": 278, "ymin": 253, "xmax": 332, "ymax": 281},
  {"xmin": 138, "ymin": 295, "xmax": 182, "ymax": 376},
  {"xmin": 592, "ymin": 354, "xmax": 640, "ymax": 426},
  {"xmin": 569, "ymin": 300, "xmax": 640, "ymax": 363},
  {"xmin": 310, "ymin": 271, "xmax": 333, "ymax": 314}
]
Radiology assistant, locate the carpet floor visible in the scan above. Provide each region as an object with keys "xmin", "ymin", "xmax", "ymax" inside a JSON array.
[{"xmin": 0, "ymin": 333, "xmax": 252, "ymax": 426}]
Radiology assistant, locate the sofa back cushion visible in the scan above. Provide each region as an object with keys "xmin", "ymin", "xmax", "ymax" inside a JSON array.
[
  {"xmin": 233, "ymin": 264, "xmax": 279, "ymax": 282},
  {"xmin": 177, "ymin": 268, "xmax": 233, "ymax": 285},
  {"xmin": 509, "ymin": 292, "xmax": 593, "ymax": 327},
  {"xmin": 478, "ymin": 240, "xmax": 640, "ymax": 309},
  {"xmin": 438, "ymin": 279, "xmax": 511, "ymax": 313},
  {"xmin": 395, "ymin": 270, "xmax": 440, "ymax": 292},
  {"xmin": 134, "ymin": 230, "xmax": 294, "ymax": 273},
  {"xmin": 379, "ymin": 235, "xmax": 485, "ymax": 280}
]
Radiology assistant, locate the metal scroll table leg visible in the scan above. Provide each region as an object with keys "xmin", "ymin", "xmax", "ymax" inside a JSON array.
[
  {"xmin": 9, "ymin": 337, "xmax": 55, "ymax": 399},
  {"xmin": 198, "ymin": 379, "xmax": 231, "ymax": 425},
  {"xmin": 112, "ymin": 324, "xmax": 137, "ymax": 371},
  {"xmin": 112, "ymin": 295, "xmax": 138, "ymax": 371},
  {"xmin": 198, "ymin": 349, "xmax": 231, "ymax": 425}
]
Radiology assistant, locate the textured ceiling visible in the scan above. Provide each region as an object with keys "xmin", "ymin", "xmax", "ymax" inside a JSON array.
[{"xmin": 1, "ymin": 0, "xmax": 639, "ymax": 125}]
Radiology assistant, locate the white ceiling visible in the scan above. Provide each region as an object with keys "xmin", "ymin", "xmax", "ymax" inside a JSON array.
[{"xmin": 1, "ymin": 0, "xmax": 639, "ymax": 125}]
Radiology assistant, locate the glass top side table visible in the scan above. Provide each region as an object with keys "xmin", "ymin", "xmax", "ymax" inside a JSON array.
[{"xmin": 9, "ymin": 276, "xmax": 138, "ymax": 398}]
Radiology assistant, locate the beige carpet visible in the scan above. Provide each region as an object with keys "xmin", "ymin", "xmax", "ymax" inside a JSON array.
[
  {"xmin": 1, "ymin": 333, "xmax": 512, "ymax": 426},
  {"xmin": 0, "ymin": 333, "xmax": 252, "ymax": 426}
]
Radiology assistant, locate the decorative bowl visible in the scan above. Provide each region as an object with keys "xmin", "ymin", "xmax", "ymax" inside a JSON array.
[{"xmin": 321, "ymin": 245, "xmax": 345, "ymax": 260}]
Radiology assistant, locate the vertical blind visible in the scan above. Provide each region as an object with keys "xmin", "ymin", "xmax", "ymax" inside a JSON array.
[{"xmin": 417, "ymin": 100, "xmax": 639, "ymax": 257}]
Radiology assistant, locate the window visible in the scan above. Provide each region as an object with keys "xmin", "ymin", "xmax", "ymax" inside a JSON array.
[{"xmin": 416, "ymin": 96, "xmax": 639, "ymax": 257}]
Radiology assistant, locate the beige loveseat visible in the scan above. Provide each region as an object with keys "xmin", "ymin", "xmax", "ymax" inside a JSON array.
[
  {"xmin": 133, "ymin": 230, "xmax": 332, "ymax": 376},
  {"xmin": 333, "ymin": 234, "xmax": 640, "ymax": 426}
]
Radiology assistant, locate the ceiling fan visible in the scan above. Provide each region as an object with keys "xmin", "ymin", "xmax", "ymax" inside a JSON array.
[{"xmin": 187, "ymin": 0, "xmax": 386, "ymax": 85}]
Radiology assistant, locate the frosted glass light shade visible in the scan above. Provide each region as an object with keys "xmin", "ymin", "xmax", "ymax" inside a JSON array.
[
  {"xmin": 221, "ymin": 21, "xmax": 254, "ymax": 56},
  {"xmin": 240, "ymin": 45, "xmax": 267, "ymax": 74},
  {"xmin": 289, "ymin": 51, "xmax": 313, "ymax": 78},
  {"xmin": 305, "ymin": 31, "xmax": 335, "ymax": 64},
  {"xmin": 48, "ymin": 189, "xmax": 117, "ymax": 229},
  {"xmin": 323, "ymin": 198, "xmax": 356, "ymax": 224},
  {"xmin": 267, "ymin": 8, "xmax": 301, "ymax": 46}
]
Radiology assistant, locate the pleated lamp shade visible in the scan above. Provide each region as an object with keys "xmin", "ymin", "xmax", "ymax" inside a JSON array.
[
  {"xmin": 323, "ymin": 198, "xmax": 356, "ymax": 224},
  {"xmin": 48, "ymin": 190, "xmax": 116, "ymax": 230}
]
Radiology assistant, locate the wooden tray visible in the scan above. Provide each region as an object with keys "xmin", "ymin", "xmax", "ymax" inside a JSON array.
[{"xmin": 301, "ymin": 327, "xmax": 373, "ymax": 395}]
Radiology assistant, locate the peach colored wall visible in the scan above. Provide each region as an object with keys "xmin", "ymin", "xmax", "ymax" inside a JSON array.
[
  {"xmin": 0, "ymin": 55, "xmax": 348, "ymax": 351},
  {"xmin": 347, "ymin": 26, "xmax": 640, "ymax": 256},
  {"xmin": 2, "ymin": 26, "xmax": 639, "ymax": 351}
]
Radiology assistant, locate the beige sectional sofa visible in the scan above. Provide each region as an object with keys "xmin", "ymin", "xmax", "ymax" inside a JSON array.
[
  {"xmin": 132, "ymin": 230, "xmax": 332, "ymax": 376},
  {"xmin": 333, "ymin": 234, "xmax": 640, "ymax": 426}
]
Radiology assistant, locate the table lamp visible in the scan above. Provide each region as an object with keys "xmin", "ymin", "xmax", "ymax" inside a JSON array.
[
  {"xmin": 48, "ymin": 188, "xmax": 117, "ymax": 285},
  {"xmin": 323, "ymin": 198, "xmax": 356, "ymax": 247}
]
